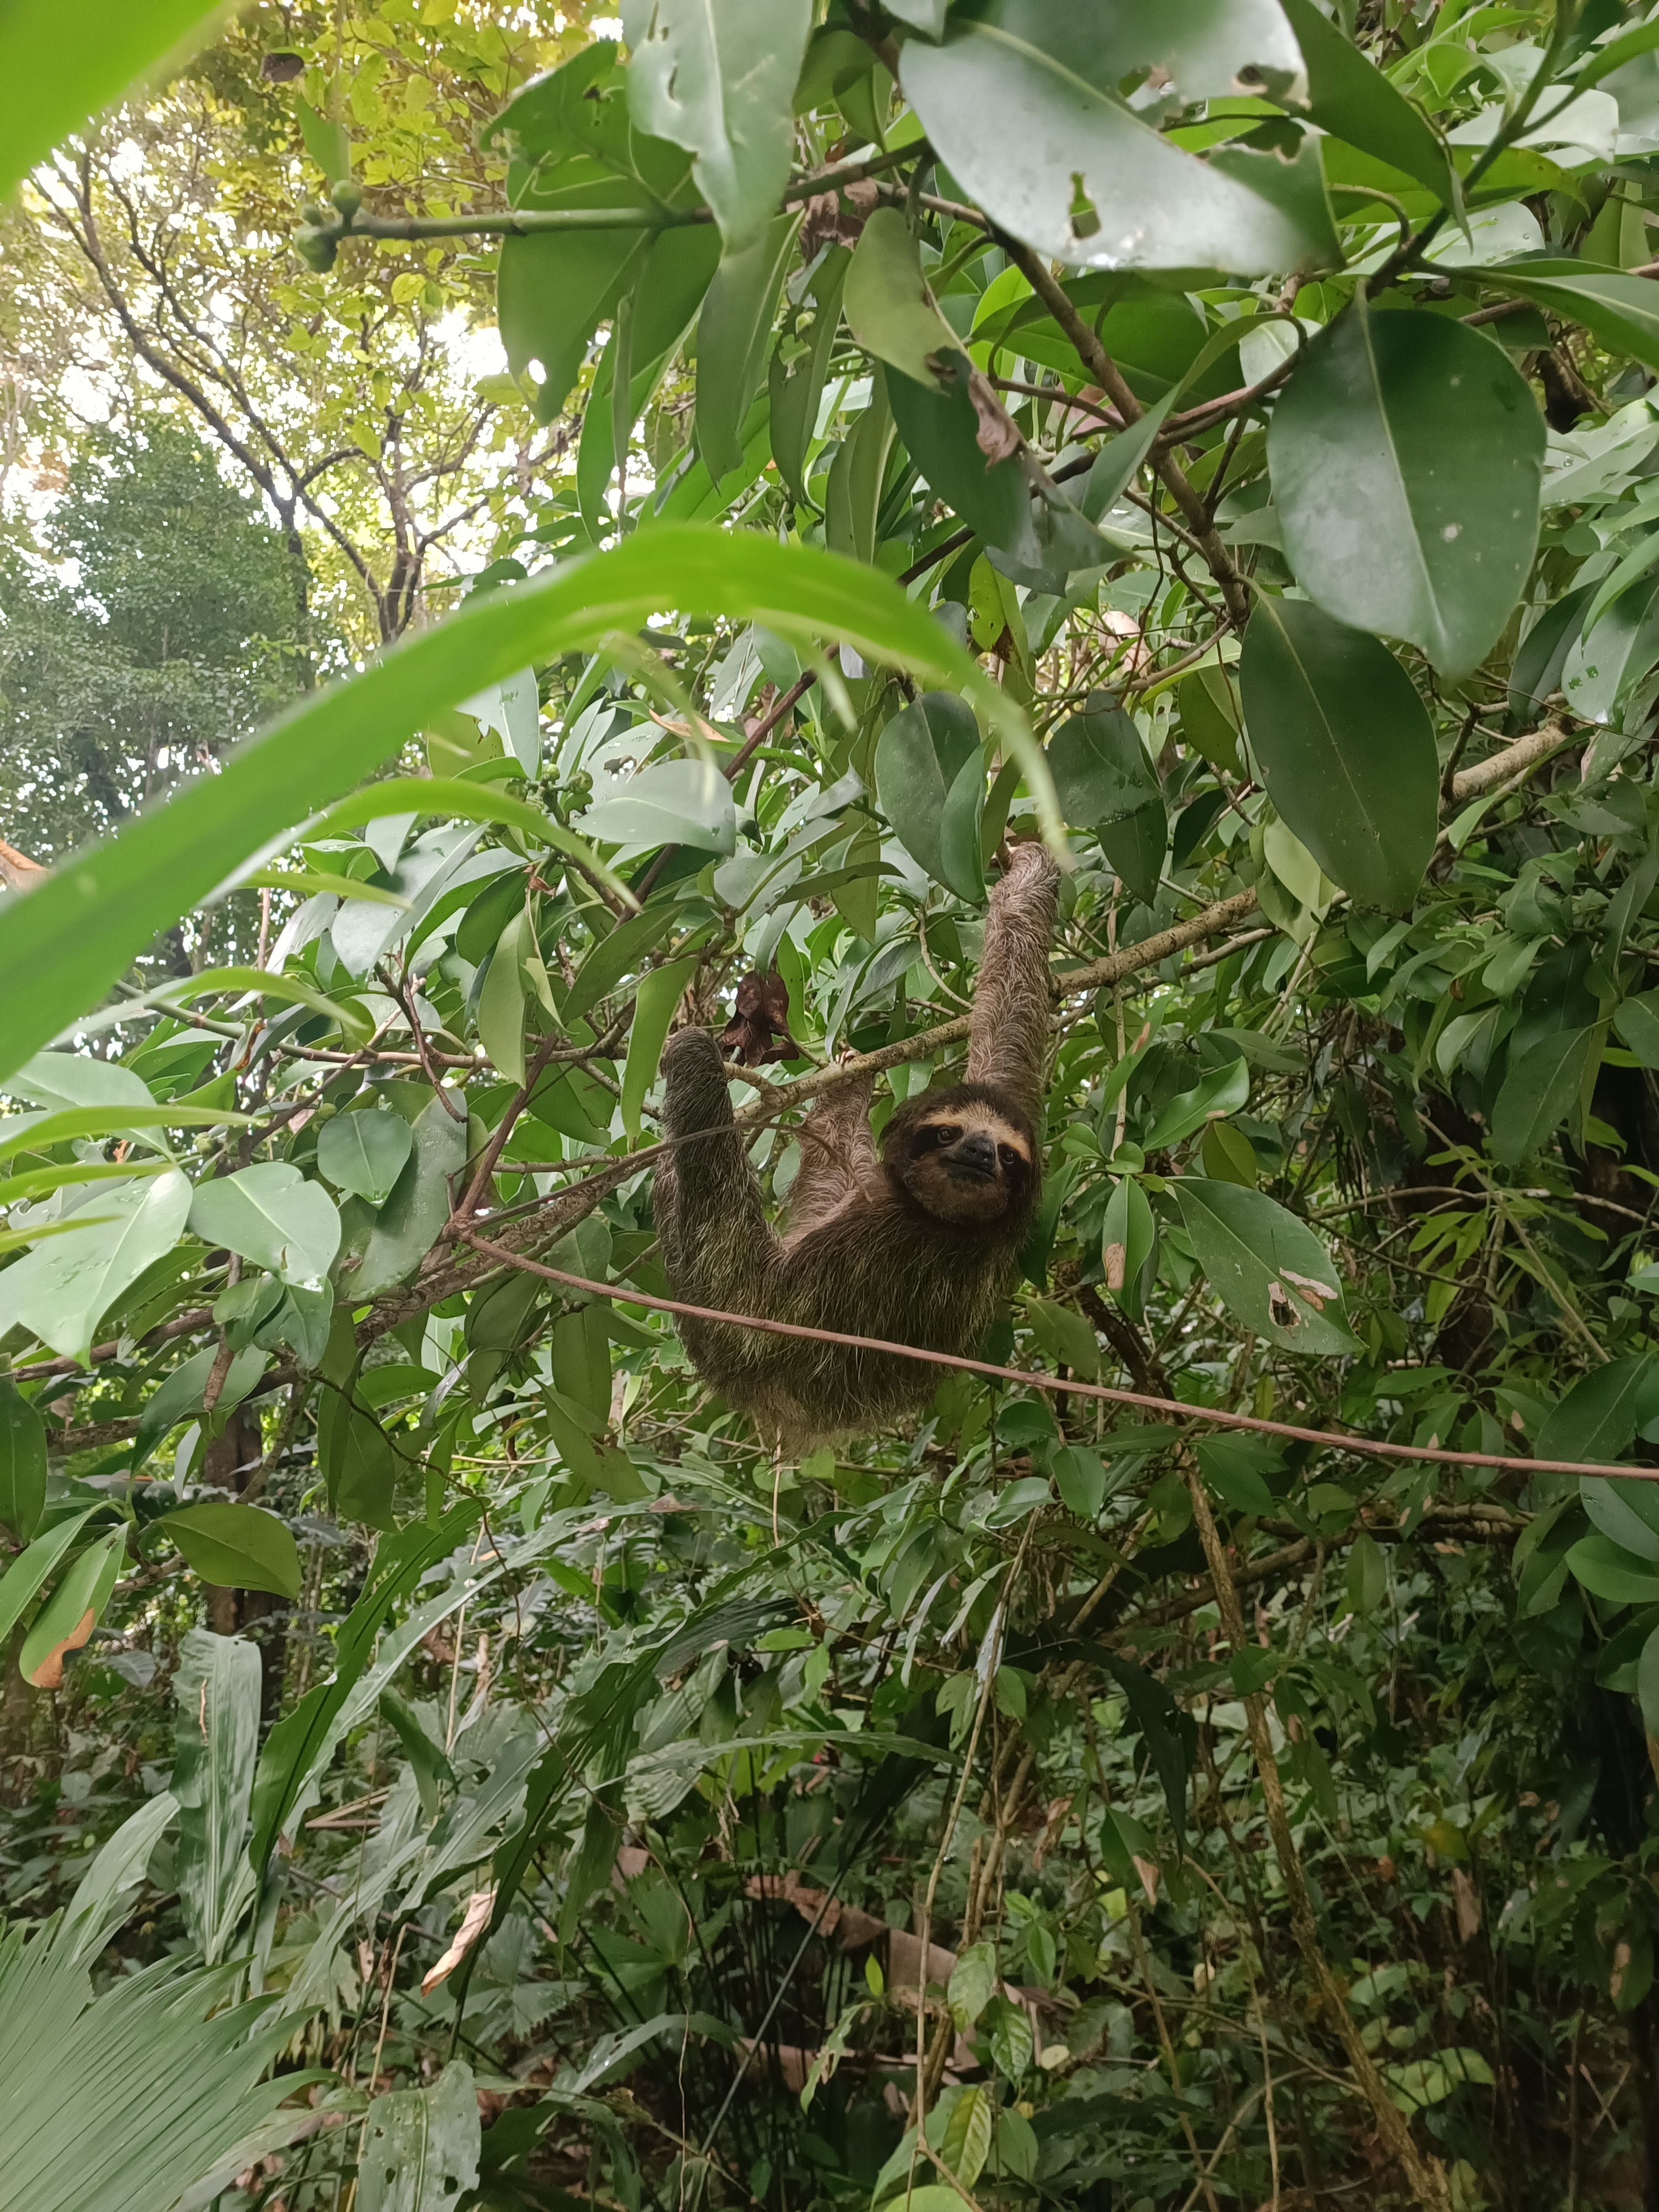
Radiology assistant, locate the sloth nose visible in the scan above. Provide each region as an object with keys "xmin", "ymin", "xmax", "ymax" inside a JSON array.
[{"xmin": 951, "ymin": 1130, "xmax": 998, "ymax": 1179}]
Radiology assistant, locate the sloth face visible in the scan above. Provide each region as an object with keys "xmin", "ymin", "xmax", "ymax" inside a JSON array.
[{"xmin": 886, "ymin": 1086, "xmax": 1035, "ymax": 1227}]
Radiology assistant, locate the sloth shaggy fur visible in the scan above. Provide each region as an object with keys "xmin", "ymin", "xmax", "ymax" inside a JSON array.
[{"xmin": 654, "ymin": 842, "xmax": 1060, "ymax": 1446}]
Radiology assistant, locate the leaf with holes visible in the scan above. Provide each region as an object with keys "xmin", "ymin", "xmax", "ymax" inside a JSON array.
[{"xmin": 1176, "ymin": 1178, "xmax": 1357, "ymax": 1354}]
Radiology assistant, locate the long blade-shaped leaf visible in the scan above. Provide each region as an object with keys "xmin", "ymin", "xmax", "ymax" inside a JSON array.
[{"xmin": 0, "ymin": 528, "xmax": 1045, "ymax": 1082}]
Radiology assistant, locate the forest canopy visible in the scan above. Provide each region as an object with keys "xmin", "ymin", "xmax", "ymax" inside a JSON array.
[{"xmin": 8, "ymin": 4, "xmax": 1659, "ymax": 2210}]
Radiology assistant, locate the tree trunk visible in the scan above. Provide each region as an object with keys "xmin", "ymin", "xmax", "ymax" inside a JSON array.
[{"xmin": 201, "ymin": 1406, "xmax": 288, "ymax": 1723}]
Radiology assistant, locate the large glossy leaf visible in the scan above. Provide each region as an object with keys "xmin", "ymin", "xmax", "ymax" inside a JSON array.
[
  {"xmin": 1490, "ymin": 1027, "xmax": 1595, "ymax": 1166},
  {"xmin": 1277, "ymin": 0, "xmax": 1458, "ymax": 206},
  {"xmin": 1566, "ymin": 1532, "xmax": 1659, "ymax": 1608},
  {"xmin": 0, "ymin": 1170, "xmax": 191, "ymax": 1363},
  {"xmin": 977, "ymin": 0, "xmax": 1302, "ymax": 102},
  {"xmin": 874, "ymin": 693, "xmax": 981, "ymax": 893},
  {"xmin": 0, "ymin": 0, "xmax": 226, "ymax": 200},
  {"xmin": 695, "ymin": 212, "xmax": 802, "ymax": 479},
  {"xmin": 900, "ymin": 8, "xmax": 1327, "ymax": 275},
  {"xmin": 0, "ymin": 1380, "xmax": 46, "ymax": 1544},
  {"xmin": 1239, "ymin": 597, "xmax": 1437, "ymax": 911},
  {"xmin": 187, "ymin": 1162, "xmax": 341, "ymax": 1287},
  {"xmin": 1268, "ymin": 302, "xmax": 1545, "ymax": 676},
  {"xmin": 621, "ymin": 0, "xmax": 811, "ymax": 252},
  {"xmin": 0, "ymin": 526, "xmax": 1042, "ymax": 1086},
  {"xmin": 160, "ymin": 1505, "xmax": 303, "ymax": 1601},
  {"xmin": 1175, "ymin": 1177, "xmax": 1356, "ymax": 1354}
]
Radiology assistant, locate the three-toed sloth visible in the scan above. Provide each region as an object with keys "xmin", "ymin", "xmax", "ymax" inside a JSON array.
[{"xmin": 655, "ymin": 842, "xmax": 1059, "ymax": 1446}]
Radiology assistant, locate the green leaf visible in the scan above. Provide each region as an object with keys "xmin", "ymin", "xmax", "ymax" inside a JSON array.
[
  {"xmin": 357, "ymin": 2059, "xmax": 481, "ymax": 2212},
  {"xmin": 295, "ymin": 97, "xmax": 351, "ymax": 186},
  {"xmin": 875, "ymin": 692, "xmax": 981, "ymax": 893},
  {"xmin": 901, "ymin": 9, "xmax": 1327, "ymax": 275},
  {"xmin": 170, "ymin": 1629, "xmax": 261, "ymax": 1965},
  {"xmin": 316, "ymin": 1107, "xmax": 415, "ymax": 1206},
  {"xmin": 477, "ymin": 909, "xmax": 533, "ymax": 1088},
  {"xmin": 940, "ymin": 2081, "xmax": 993, "ymax": 2191},
  {"xmin": 1051, "ymin": 1444, "xmax": 1108, "ymax": 1520},
  {"xmin": 938, "ymin": 753, "xmax": 987, "ymax": 905},
  {"xmin": 1639, "ymin": 1625, "xmax": 1659, "ymax": 1735},
  {"xmin": 623, "ymin": 959, "xmax": 699, "ymax": 1139},
  {"xmin": 1580, "ymin": 1477, "xmax": 1659, "ymax": 1563},
  {"xmin": 1560, "ymin": 574, "xmax": 1659, "ymax": 725},
  {"xmin": 342, "ymin": 1093, "xmax": 467, "ymax": 1298},
  {"xmin": 1144, "ymin": 1057, "xmax": 1249, "ymax": 1152},
  {"xmin": 158, "ymin": 964, "xmax": 374, "ymax": 1042},
  {"xmin": 1567, "ymin": 1532, "xmax": 1659, "ymax": 1608},
  {"xmin": 1615, "ymin": 992, "xmax": 1659, "ymax": 1070},
  {"xmin": 987, "ymin": 1992, "xmax": 1035, "ymax": 2080},
  {"xmin": 1347, "ymin": 1527, "xmax": 1388, "ymax": 1615},
  {"xmin": 498, "ymin": 224, "xmax": 653, "ymax": 423},
  {"xmin": 1509, "ymin": 584, "xmax": 1591, "ymax": 727},
  {"xmin": 247, "ymin": 1505, "xmax": 480, "ymax": 1874},
  {"xmin": 563, "ymin": 902, "xmax": 680, "ymax": 1025},
  {"xmin": 1175, "ymin": 1177, "xmax": 1356, "ymax": 1354},
  {"xmin": 19, "ymin": 1531, "xmax": 124, "ymax": 1688},
  {"xmin": 888, "ymin": 354, "xmax": 1032, "ymax": 556},
  {"xmin": 159, "ymin": 1505, "xmax": 302, "ymax": 1601},
  {"xmin": 1536, "ymin": 1357, "xmax": 1652, "ymax": 1468},
  {"xmin": 0, "ymin": 0, "xmax": 226, "ymax": 200},
  {"xmin": 947, "ymin": 1942, "xmax": 997, "ymax": 2033},
  {"xmin": 0, "ymin": 1171, "xmax": 191, "ymax": 1364},
  {"xmin": 133, "ymin": 1344, "xmax": 269, "ymax": 1465},
  {"xmin": 0, "ymin": 1381, "xmax": 46, "ymax": 1545},
  {"xmin": 1239, "ymin": 597, "xmax": 1438, "ymax": 911},
  {"xmin": 1047, "ymin": 694, "xmax": 1160, "ymax": 827},
  {"xmin": 580, "ymin": 759, "xmax": 737, "ymax": 854},
  {"xmin": 1196, "ymin": 1433, "xmax": 1277, "ymax": 1517},
  {"xmin": 1099, "ymin": 805, "xmax": 1167, "ymax": 907},
  {"xmin": 0, "ymin": 1917, "xmax": 297, "ymax": 2212},
  {"xmin": 1277, "ymin": 0, "xmax": 1458, "ymax": 206},
  {"xmin": 0, "ymin": 527, "xmax": 1045, "ymax": 1084},
  {"xmin": 825, "ymin": 370, "xmax": 897, "ymax": 568},
  {"xmin": 187, "ymin": 1163, "xmax": 339, "ymax": 1287},
  {"xmin": 0, "ymin": 1510, "xmax": 95, "ymax": 1650},
  {"xmin": 1490, "ymin": 1027, "xmax": 1595, "ymax": 1167},
  {"xmin": 1470, "ymin": 262, "xmax": 1659, "ymax": 379},
  {"xmin": 1102, "ymin": 1173, "xmax": 1156, "ymax": 1307},
  {"xmin": 321, "ymin": 1389, "xmax": 399, "ymax": 1531},
  {"xmin": 695, "ymin": 212, "xmax": 802, "ymax": 481},
  {"xmin": 769, "ymin": 244, "xmax": 851, "ymax": 508},
  {"xmin": 844, "ymin": 207, "xmax": 959, "ymax": 390},
  {"xmin": 622, "ymin": 0, "xmax": 811, "ymax": 252},
  {"xmin": 1268, "ymin": 301, "xmax": 1545, "ymax": 677},
  {"xmin": 0, "ymin": 1106, "xmax": 242, "ymax": 1165}
]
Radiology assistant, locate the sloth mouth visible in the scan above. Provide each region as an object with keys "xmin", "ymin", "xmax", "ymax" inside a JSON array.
[{"xmin": 945, "ymin": 1134, "xmax": 999, "ymax": 1183}]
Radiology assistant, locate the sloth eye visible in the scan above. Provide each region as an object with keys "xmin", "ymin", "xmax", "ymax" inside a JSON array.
[
  {"xmin": 998, "ymin": 1144, "xmax": 1023, "ymax": 1168},
  {"xmin": 924, "ymin": 1124, "xmax": 961, "ymax": 1150}
]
